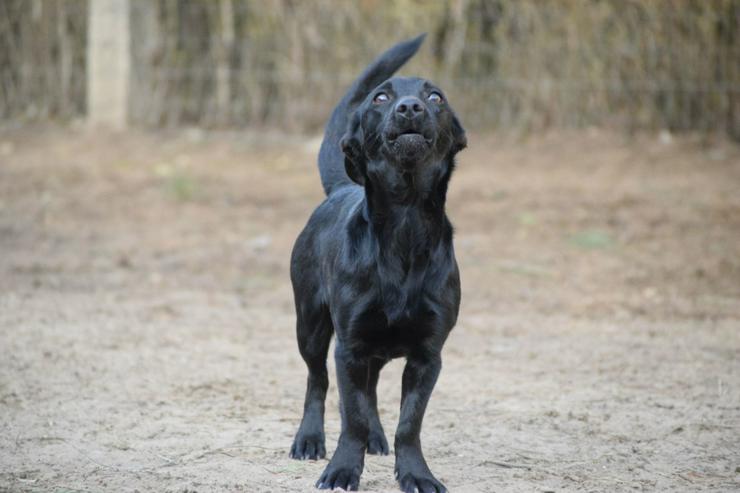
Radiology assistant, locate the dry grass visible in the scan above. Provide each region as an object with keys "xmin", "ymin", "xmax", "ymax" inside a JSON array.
[{"xmin": 2, "ymin": 1, "xmax": 739, "ymax": 138}]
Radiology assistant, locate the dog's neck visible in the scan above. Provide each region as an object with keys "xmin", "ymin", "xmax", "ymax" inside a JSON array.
[
  {"xmin": 357, "ymin": 156, "xmax": 455, "ymax": 323},
  {"xmin": 363, "ymin": 156, "xmax": 453, "ymax": 228}
]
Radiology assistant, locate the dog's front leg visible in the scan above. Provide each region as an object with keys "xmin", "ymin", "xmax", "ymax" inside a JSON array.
[
  {"xmin": 394, "ymin": 355, "xmax": 446, "ymax": 493},
  {"xmin": 316, "ymin": 344, "xmax": 369, "ymax": 491}
]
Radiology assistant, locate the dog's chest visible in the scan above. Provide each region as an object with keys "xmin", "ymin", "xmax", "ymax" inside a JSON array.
[
  {"xmin": 332, "ymin": 207, "xmax": 458, "ymax": 355},
  {"xmin": 353, "ymin": 301, "xmax": 437, "ymax": 358},
  {"xmin": 347, "ymin": 271, "xmax": 452, "ymax": 357}
]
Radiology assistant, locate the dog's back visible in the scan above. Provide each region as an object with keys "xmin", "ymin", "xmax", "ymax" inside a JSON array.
[{"xmin": 317, "ymin": 35, "xmax": 426, "ymax": 196}]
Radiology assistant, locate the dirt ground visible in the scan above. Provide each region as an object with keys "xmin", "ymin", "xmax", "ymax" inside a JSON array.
[{"xmin": 1, "ymin": 126, "xmax": 739, "ymax": 492}]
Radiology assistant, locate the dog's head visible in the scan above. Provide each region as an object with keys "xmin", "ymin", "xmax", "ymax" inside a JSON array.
[{"xmin": 340, "ymin": 77, "xmax": 466, "ymax": 186}]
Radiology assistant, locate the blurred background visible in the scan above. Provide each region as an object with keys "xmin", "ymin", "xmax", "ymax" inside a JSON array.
[
  {"xmin": 1, "ymin": 2, "xmax": 739, "ymax": 492},
  {"xmin": 1, "ymin": 0, "xmax": 738, "ymax": 136}
]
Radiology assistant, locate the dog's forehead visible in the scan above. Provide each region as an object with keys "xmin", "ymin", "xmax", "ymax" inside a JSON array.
[{"xmin": 378, "ymin": 76, "xmax": 435, "ymax": 95}]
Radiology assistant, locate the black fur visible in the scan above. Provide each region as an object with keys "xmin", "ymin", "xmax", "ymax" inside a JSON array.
[{"xmin": 289, "ymin": 35, "xmax": 467, "ymax": 493}]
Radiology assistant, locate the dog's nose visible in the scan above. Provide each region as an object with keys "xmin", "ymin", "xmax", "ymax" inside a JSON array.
[{"xmin": 394, "ymin": 96, "xmax": 424, "ymax": 119}]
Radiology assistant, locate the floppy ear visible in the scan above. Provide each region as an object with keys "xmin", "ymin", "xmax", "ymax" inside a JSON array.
[
  {"xmin": 450, "ymin": 115, "xmax": 467, "ymax": 154},
  {"xmin": 340, "ymin": 112, "xmax": 366, "ymax": 186}
]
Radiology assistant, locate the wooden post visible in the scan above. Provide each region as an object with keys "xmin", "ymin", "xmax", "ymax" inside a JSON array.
[
  {"xmin": 215, "ymin": 0, "xmax": 235, "ymax": 125},
  {"xmin": 87, "ymin": 0, "xmax": 130, "ymax": 128}
]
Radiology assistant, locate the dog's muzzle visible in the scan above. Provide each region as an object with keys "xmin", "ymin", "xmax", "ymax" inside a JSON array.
[{"xmin": 384, "ymin": 97, "xmax": 435, "ymax": 164}]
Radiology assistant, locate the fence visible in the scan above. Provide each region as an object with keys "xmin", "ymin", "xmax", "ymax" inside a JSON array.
[
  {"xmin": 1, "ymin": 0, "xmax": 739, "ymax": 139},
  {"xmin": 0, "ymin": 0, "xmax": 87, "ymax": 120}
]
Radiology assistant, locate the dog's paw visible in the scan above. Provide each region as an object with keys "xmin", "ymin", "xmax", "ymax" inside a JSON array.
[
  {"xmin": 366, "ymin": 430, "xmax": 389, "ymax": 455},
  {"xmin": 316, "ymin": 462, "xmax": 361, "ymax": 491},
  {"xmin": 290, "ymin": 432, "xmax": 326, "ymax": 460},
  {"xmin": 396, "ymin": 470, "xmax": 447, "ymax": 493}
]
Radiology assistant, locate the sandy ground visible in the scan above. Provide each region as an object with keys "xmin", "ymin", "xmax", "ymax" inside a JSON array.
[{"xmin": 1, "ymin": 127, "xmax": 739, "ymax": 492}]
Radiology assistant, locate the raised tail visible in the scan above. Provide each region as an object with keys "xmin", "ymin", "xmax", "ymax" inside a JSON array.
[{"xmin": 317, "ymin": 34, "xmax": 426, "ymax": 195}]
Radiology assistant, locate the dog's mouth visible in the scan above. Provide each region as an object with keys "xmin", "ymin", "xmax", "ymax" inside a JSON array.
[
  {"xmin": 385, "ymin": 131, "xmax": 433, "ymax": 167},
  {"xmin": 386, "ymin": 128, "xmax": 434, "ymax": 144},
  {"xmin": 383, "ymin": 120, "xmax": 437, "ymax": 165}
]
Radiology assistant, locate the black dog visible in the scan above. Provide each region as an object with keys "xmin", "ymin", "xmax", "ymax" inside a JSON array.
[{"xmin": 289, "ymin": 34, "xmax": 466, "ymax": 493}]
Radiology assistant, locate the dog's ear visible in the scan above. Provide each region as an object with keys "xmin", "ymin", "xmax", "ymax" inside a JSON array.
[
  {"xmin": 340, "ymin": 112, "xmax": 366, "ymax": 186},
  {"xmin": 450, "ymin": 115, "xmax": 467, "ymax": 154}
]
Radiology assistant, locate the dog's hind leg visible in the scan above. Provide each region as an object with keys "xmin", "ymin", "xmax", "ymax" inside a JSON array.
[
  {"xmin": 366, "ymin": 357, "xmax": 390, "ymax": 455},
  {"xmin": 290, "ymin": 303, "xmax": 333, "ymax": 460}
]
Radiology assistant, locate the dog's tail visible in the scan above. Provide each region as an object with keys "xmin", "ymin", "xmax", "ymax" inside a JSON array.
[{"xmin": 317, "ymin": 34, "xmax": 426, "ymax": 195}]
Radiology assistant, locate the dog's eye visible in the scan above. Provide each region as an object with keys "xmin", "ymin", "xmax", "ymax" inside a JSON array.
[
  {"xmin": 428, "ymin": 92, "xmax": 444, "ymax": 104},
  {"xmin": 373, "ymin": 92, "xmax": 390, "ymax": 104}
]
